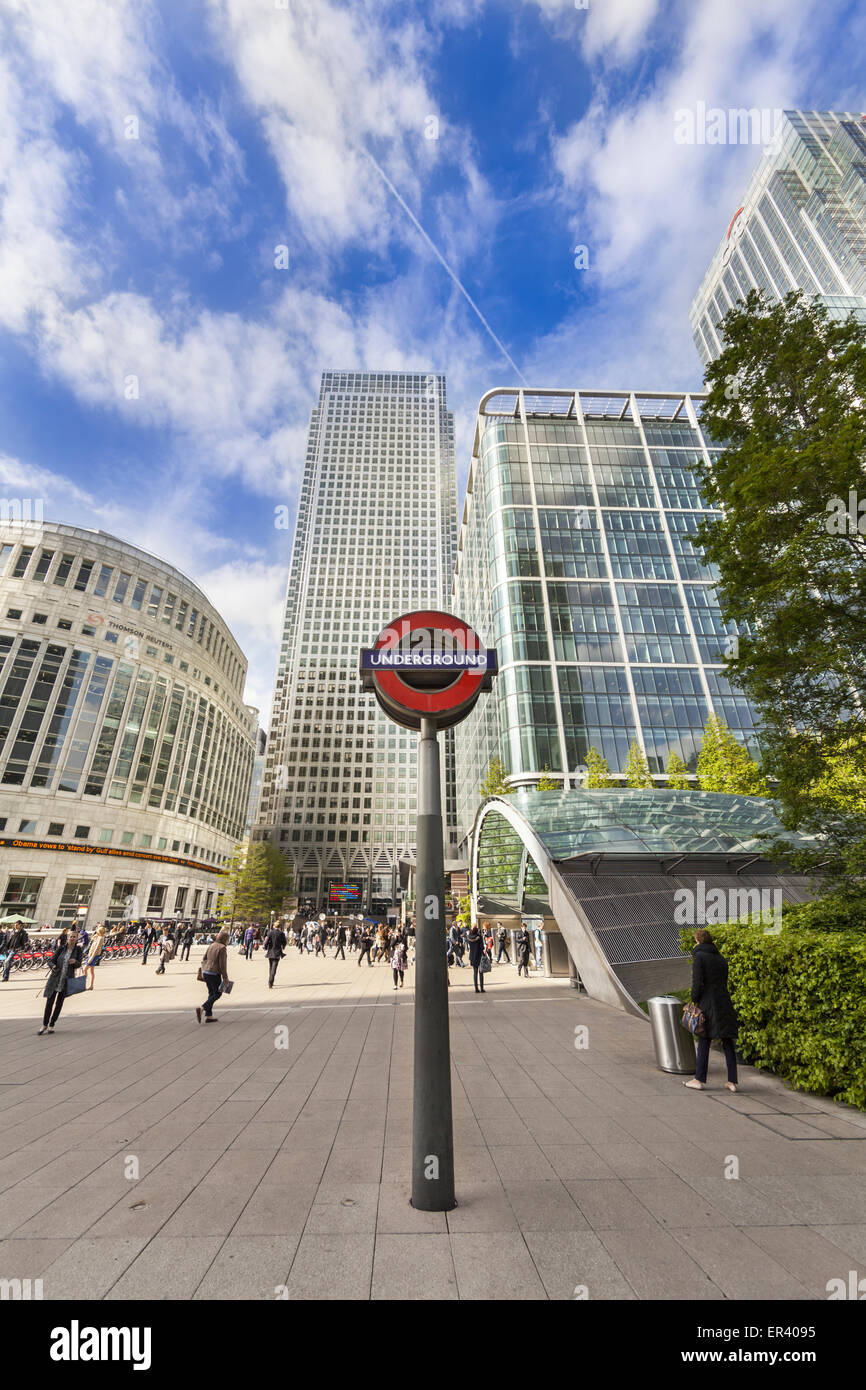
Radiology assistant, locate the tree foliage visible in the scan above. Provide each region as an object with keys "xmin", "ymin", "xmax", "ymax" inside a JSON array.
[
  {"xmin": 582, "ymin": 746, "xmax": 615, "ymax": 789},
  {"xmin": 535, "ymin": 765, "xmax": 560, "ymax": 790},
  {"xmin": 623, "ymin": 739, "xmax": 652, "ymax": 788},
  {"xmin": 692, "ymin": 289, "xmax": 866, "ymax": 885},
  {"xmin": 696, "ymin": 714, "xmax": 769, "ymax": 796},
  {"xmin": 217, "ymin": 840, "xmax": 294, "ymax": 923},
  {"xmin": 665, "ymin": 749, "xmax": 691, "ymax": 789},
  {"xmin": 480, "ymin": 756, "xmax": 513, "ymax": 798}
]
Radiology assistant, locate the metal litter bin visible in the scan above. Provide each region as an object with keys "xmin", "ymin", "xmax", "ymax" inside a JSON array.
[{"xmin": 647, "ymin": 996, "xmax": 696, "ymax": 1074}]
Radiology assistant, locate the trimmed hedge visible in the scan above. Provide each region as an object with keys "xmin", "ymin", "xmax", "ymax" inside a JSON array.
[
  {"xmin": 782, "ymin": 894, "xmax": 866, "ymax": 934},
  {"xmin": 679, "ymin": 924, "xmax": 866, "ymax": 1109}
]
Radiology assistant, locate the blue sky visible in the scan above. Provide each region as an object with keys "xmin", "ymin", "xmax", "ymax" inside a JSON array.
[{"xmin": 0, "ymin": 0, "xmax": 863, "ymax": 721}]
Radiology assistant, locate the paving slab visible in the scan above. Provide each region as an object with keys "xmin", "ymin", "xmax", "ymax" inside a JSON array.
[{"xmin": 1, "ymin": 948, "xmax": 863, "ymax": 1299}]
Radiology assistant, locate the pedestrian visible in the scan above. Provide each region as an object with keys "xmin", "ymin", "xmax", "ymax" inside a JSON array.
[
  {"xmin": 683, "ymin": 929, "xmax": 740, "ymax": 1093},
  {"xmin": 357, "ymin": 924, "xmax": 374, "ymax": 968},
  {"xmin": 2, "ymin": 920, "xmax": 29, "ymax": 982},
  {"xmin": 484, "ymin": 922, "xmax": 494, "ymax": 958},
  {"xmin": 263, "ymin": 921, "xmax": 287, "ymax": 989},
  {"xmin": 179, "ymin": 922, "xmax": 195, "ymax": 961},
  {"xmin": 141, "ymin": 921, "xmax": 158, "ymax": 966},
  {"xmin": 155, "ymin": 928, "xmax": 175, "ymax": 975},
  {"xmin": 197, "ymin": 929, "xmax": 230, "ymax": 1023},
  {"xmin": 243, "ymin": 924, "xmax": 255, "ymax": 960},
  {"xmin": 516, "ymin": 925, "xmax": 532, "ymax": 978},
  {"xmin": 467, "ymin": 925, "xmax": 487, "ymax": 994},
  {"xmin": 333, "ymin": 920, "xmax": 346, "ymax": 960},
  {"xmin": 448, "ymin": 922, "xmax": 464, "ymax": 967},
  {"xmin": 495, "ymin": 923, "xmax": 510, "ymax": 964},
  {"xmin": 38, "ymin": 927, "xmax": 83, "ymax": 1034},
  {"xmin": 390, "ymin": 937, "xmax": 407, "ymax": 989},
  {"xmin": 83, "ymin": 923, "xmax": 108, "ymax": 990}
]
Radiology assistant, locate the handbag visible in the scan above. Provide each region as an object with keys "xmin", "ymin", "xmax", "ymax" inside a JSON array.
[
  {"xmin": 196, "ymin": 966, "xmax": 204, "ymax": 981},
  {"xmin": 66, "ymin": 976, "xmax": 87, "ymax": 997},
  {"xmin": 682, "ymin": 1002, "xmax": 707, "ymax": 1037},
  {"xmin": 480, "ymin": 952, "xmax": 492, "ymax": 974}
]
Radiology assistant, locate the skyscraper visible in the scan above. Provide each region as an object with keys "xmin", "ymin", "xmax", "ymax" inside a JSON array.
[
  {"xmin": 451, "ymin": 387, "xmax": 761, "ymax": 844},
  {"xmin": 254, "ymin": 371, "xmax": 458, "ymax": 913},
  {"xmin": 690, "ymin": 110, "xmax": 866, "ymax": 365}
]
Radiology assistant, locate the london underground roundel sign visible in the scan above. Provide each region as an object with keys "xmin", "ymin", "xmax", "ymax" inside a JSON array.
[{"xmin": 360, "ymin": 611, "xmax": 497, "ymax": 731}]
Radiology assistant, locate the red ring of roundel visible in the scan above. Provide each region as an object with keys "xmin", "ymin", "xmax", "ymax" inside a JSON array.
[{"xmin": 372, "ymin": 610, "xmax": 485, "ymax": 714}]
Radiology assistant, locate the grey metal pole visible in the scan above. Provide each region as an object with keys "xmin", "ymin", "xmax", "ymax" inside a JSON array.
[{"xmin": 411, "ymin": 716, "xmax": 456, "ymax": 1211}]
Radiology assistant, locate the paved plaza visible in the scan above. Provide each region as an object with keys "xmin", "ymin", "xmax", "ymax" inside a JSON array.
[{"xmin": 0, "ymin": 945, "xmax": 865, "ymax": 1301}]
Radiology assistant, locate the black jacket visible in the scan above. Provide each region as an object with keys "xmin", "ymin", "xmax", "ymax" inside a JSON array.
[
  {"xmin": 517, "ymin": 930, "xmax": 532, "ymax": 963},
  {"xmin": 263, "ymin": 928, "xmax": 286, "ymax": 960},
  {"xmin": 45, "ymin": 943, "xmax": 83, "ymax": 997},
  {"xmin": 691, "ymin": 942, "xmax": 738, "ymax": 1039},
  {"xmin": 467, "ymin": 933, "xmax": 486, "ymax": 967}
]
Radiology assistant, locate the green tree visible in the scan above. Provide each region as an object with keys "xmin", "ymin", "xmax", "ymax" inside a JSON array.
[
  {"xmin": 623, "ymin": 739, "xmax": 652, "ymax": 788},
  {"xmin": 692, "ymin": 288, "xmax": 866, "ymax": 886},
  {"xmin": 665, "ymin": 749, "xmax": 691, "ymax": 789},
  {"xmin": 216, "ymin": 844, "xmax": 246, "ymax": 926},
  {"xmin": 480, "ymin": 756, "xmax": 513, "ymax": 798},
  {"xmin": 236, "ymin": 841, "xmax": 271, "ymax": 921},
  {"xmin": 583, "ymin": 746, "xmax": 615, "ymax": 789},
  {"xmin": 696, "ymin": 714, "xmax": 769, "ymax": 796},
  {"xmin": 536, "ymin": 765, "xmax": 559, "ymax": 790},
  {"xmin": 261, "ymin": 842, "xmax": 294, "ymax": 915}
]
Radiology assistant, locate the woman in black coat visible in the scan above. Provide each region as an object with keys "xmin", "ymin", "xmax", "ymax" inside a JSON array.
[
  {"xmin": 467, "ymin": 926, "xmax": 487, "ymax": 994},
  {"xmin": 39, "ymin": 927, "xmax": 83, "ymax": 1034},
  {"xmin": 684, "ymin": 928, "xmax": 739, "ymax": 1092}
]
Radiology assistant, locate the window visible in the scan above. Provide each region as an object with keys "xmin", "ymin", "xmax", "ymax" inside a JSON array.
[
  {"xmin": 6, "ymin": 609, "xmax": 22, "ymax": 620},
  {"xmin": 53, "ymin": 554, "xmax": 74, "ymax": 586},
  {"xmin": 93, "ymin": 564, "xmax": 113, "ymax": 597},
  {"xmin": 47, "ymin": 822, "xmax": 64, "ymax": 836},
  {"xmin": 18, "ymin": 819, "xmax": 37, "ymax": 833},
  {"xmin": 112, "ymin": 572, "xmax": 131, "ymax": 603},
  {"xmin": 12, "ymin": 547, "xmax": 34, "ymax": 578},
  {"xmin": 130, "ymin": 578, "xmax": 147, "ymax": 611},
  {"xmin": 57, "ymin": 619, "xmax": 72, "ymax": 631},
  {"xmin": 74, "ymin": 825, "xmax": 90, "ymax": 839},
  {"xmin": 74, "ymin": 560, "xmax": 94, "ymax": 591},
  {"xmin": 121, "ymin": 831, "xmax": 134, "ymax": 845},
  {"xmin": 1, "ymin": 876, "xmax": 43, "ymax": 916},
  {"xmin": 147, "ymin": 883, "xmax": 167, "ymax": 912},
  {"xmin": 33, "ymin": 549, "xmax": 55, "ymax": 581},
  {"xmin": 33, "ymin": 613, "xmax": 48, "ymax": 625},
  {"xmin": 98, "ymin": 829, "xmax": 113, "ymax": 843},
  {"xmin": 55, "ymin": 879, "xmax": 95, "ymax": 927},
  {"xmin": 146, "ymin": 586, "xmax": 163, "ymax": 619}
]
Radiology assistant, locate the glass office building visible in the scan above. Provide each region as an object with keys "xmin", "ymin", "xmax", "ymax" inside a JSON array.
[
  {"xmin": 253, "ymin": 371, "xmax": 458, "ymax": 912},
  {"xmin": 690, "ymin": 110, "xmax": 866, "ymax": 364},
  {"xmin": 451, "ymin": 388, "xmax": 762, "ymax": 843}
]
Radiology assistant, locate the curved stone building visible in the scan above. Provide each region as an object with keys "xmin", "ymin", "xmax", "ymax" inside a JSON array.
[{"xmin": 0, "ymin": 522, "xmax": 256, "ymax": 929}]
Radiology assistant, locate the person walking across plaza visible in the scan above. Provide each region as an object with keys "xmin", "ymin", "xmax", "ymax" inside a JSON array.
[
  {"xmin": 391, "ymin": 937, "xmax": 407, "ymax": 989},
  {"xmin": 197, "ymin": 929, "xmax": 230, "ymax": 1023},
  {"xmin": 516, "ymin": 925, "xmax": 532, "ymax": 979},
  {"xmin": 179, "ymin": 922, "xmax": 195, "ymax": 961},
  {"xmin": 357, "ymin": 923, "xmax": 374, "ymax": 968},
  {"xmin": 38, "ymin": 927, "xmax": 83, "ymax": 1034},
  {"xmin": 495, "ymin": 923, "xmax": 510, "ymax": 964},
  {"xmin": 467, "ymin": 925, "xmax": 487, "ymax": 994},
  {"xmin": 83, "ymin": 922, "xmax": 108, "ymax": 990},
  {"xmin": 155, "ymin": 927, "xmax": 175, "ymax": 975},
  {"xmin": 141, "ymin": 921, "xmax": 158, "ymax": 966},
  {"xmin": 2, "ymin": 920, "xmax": 29, "ymax": 982},
  {"xmin": 263, "ymin": 921, "xmax": 287, "ymax": 989},
  {"xmin": 243, "ymin": 924, "xmax": 256, "ymax": 961},
  {"xmin": 684, "ymin": 928, "xmax": 740, "ymax": 1092},
  {"xmin": 333, "ymin": 920, "xmax": 346, "ymax": 961}
]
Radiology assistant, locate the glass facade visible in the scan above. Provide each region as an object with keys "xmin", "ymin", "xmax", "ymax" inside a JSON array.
[
  {"xmin": 254, "ymin": 372, "xmax": 459, "ymax": 909},
  {"xmin": 452, "ymin": 388, "xmax": 763, "ymax": 841},
  {"xmin": 690, "ymin": 110, "xmax": 866, "ymax": 364},
  {"xmin": 0, "ymin": 522, "xmax": 257, "ymax": 925}
]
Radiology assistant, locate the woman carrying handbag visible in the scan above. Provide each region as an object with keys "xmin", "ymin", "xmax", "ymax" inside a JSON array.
[
  {"xmin": 683, "ymin": 928, "xmax": 740, "ymax": 1092},
  {"xmin": 38, "ymin": 927, "xmax": 84, "ymax": 1034}
]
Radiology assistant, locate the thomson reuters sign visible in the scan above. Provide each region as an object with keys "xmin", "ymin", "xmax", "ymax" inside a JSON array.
[{"xmin": 360, "ymin": 611, "xmax": 497, "ymax": 730}]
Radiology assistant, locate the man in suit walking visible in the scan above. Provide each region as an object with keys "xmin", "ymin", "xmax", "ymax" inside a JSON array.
[{"xmin": 263, "ymin": 921, "xmax": 287, "ymax": 989}]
